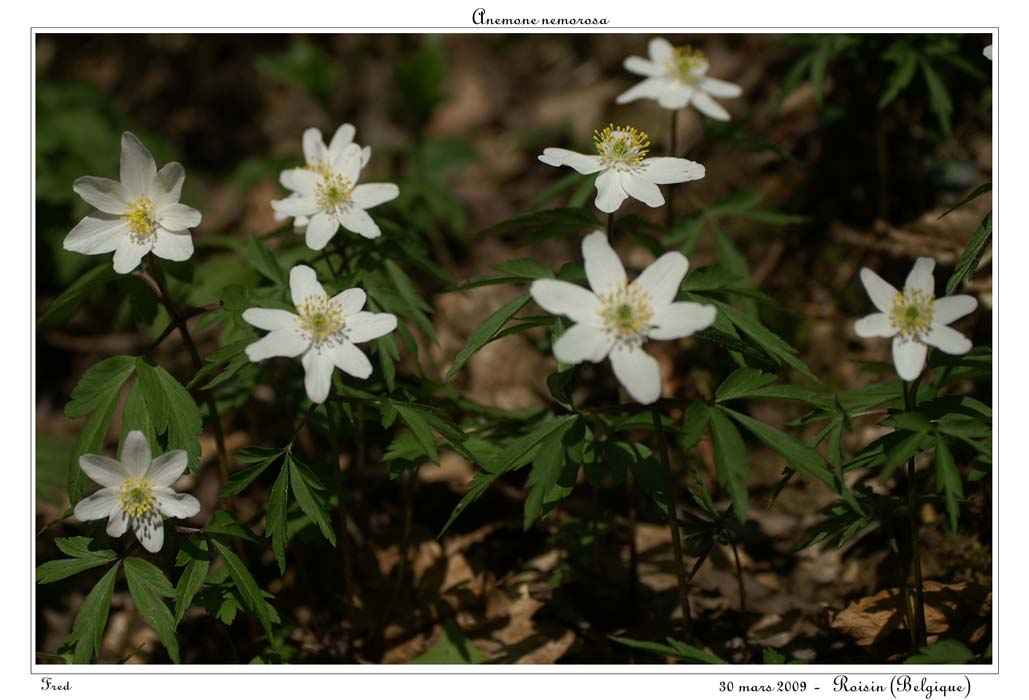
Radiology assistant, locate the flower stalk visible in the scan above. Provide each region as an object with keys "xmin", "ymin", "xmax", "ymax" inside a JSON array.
[
  {"xmin": 903, "ymin": 378, "xmax": 928, "ymax": 648},
  {"xmin": 651, "ymin": 407, "xmax": 693, "ymax": 639}
]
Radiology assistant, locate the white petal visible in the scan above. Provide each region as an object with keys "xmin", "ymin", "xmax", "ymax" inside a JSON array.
[
  {"xmin": 636, "ymin": 252, "xmax": 689, "ymax": 305},
  {"xmin": 924, "ymin": 325, "xmax": 972, "ymax": 355},
  {"xmin": 331, "ymin": 341, "xmax": 373, "ymax": 379},
  {"xmin": 106, "ymin": 506, "xmax": 129, "ymax": 537},
  {"xmin": 304, "ymin": 211, "xmax": 340, "ymax": 250},
  {"xmin": 157, "ymin": 203, "xmax": 201, "ymax": 230},
  {"xmin": 302, "ymin": 349, "xmax": 335, "ymax": 403},
  {"xmin": 242, "ymin": 308, "xmax": 300, "ymax": 332},
  {"xmin": 121, "ymin": 431, "xmax": 153, "ymax": 477},
  {"xmin": 648, "ymin": 37, "xmax": 674, "ymax": 63},
  {"xmin": 657, "ymin": 84, "xmax": 694, "ymax": 109},
  {"xmin": 538, "ymin": 148, "xmax": 606, "ymax": 175},
  {"xmin": 933, "ymin": 295, "xmax": 977, "ymax": 325},
  {"xmin": 583, "ymin": 230, "xmax": 627, "ymax": 294},
  {"xmin": 892, "ymin": 337, "xmax": 928, "ymax": 381},
  {"xmin": 112, "ymin": 237, "xmax": 151, "ymax": 274},
  {"xmin": 904, "ymin": 257, "xmax": 936, "ymax": 296},
  {"xmin": 290, "ymin": 265, "xmax": 326, "ymax": 306},
  {"xmin": 281, "ymin": 168, "xmax": 319, "ymax": 195},
  {"xmin": 328, "ymin": 123, "xmax": 357, "ymax": 161},
  {"xmin": 302, "ymin": 127, "xmax": 327, "ymax": 164},
  {"xmin": 245, "ymin": 328, "xmax": 310, "ymax": 361},
  {"xmin": 79, "ymin": 454, "xmax": 129, "ymax": 488},
  {"xmin": 594, "ymin": 169, "xmax": 628, "ymax": 214},
  {"xmin": 145, "ymin": 451, "xmax": 189, "ymax": 488},
  {"xmin": 154, "ymin": 488, "xmax": 200, "ymax": 519},
  {"xmin": 271, "ymin": 195, "xmax": 319, "ymax": 218},
  {"xmin": 621, "ymin": 171, "xmax": 665, "ymax": 208},
  {"xmin": 649, "ymin": 302, "xmax": 717, "ymax": 340},
  {"xmin": 859, "ymin": 268, "xmax": 899, "ymax": 313},
  {"xmin": 639, "ymin": 157, "xmax": 706, "ymax": 185},
  {"xmin": 360, "ymin": 146, "xmax": 372, "ymax": 167},
  {"xmin": 338, "ymin": 208, "xmax": 381, "ymax": 240},
  {"xmin": 692, "ymin": 92, "xmax": 731, "ymax": 121},
  {"xmin": 73, "ymin": 176, "xmax": 130, "ymax": 215},
  {"xmin": 610, "ymin": 345, "xmax": 662, "ymax": 405},
  {"xmin": 553, "ymin": 323, "xmax": 614, "ymax": 364},
  {"xmin": 152, "ymin": 229, "xmax": 194, "ymax": 263},
  {"xmin": 615, "ymin": 77, "xmax": 669, "ymax": 104},
  {"xmin": 73, "ymin": 489, "xmax": 118, "ymax": 521},
  {"xmin": 150, "ymin": 162, "xmax": 185, "ymax": 209},
  {"xmin": 351, "ymin": 183, "xmax": 399, "ymax": 209},
  {"xmin": 345, "ymin": 311, "xmax": 397, "ymax": 343},
  {"xmin": 120, "ymin": 132, "xmax": 158, "ymax": 199},
  {"xmin": 700, "ymin": 77, "xmax": 743, "ymax": 98},
  {"xmin": 529, "ymin": 279, "xmax": 602, "ymax": 324},
  {"xmin": 331, "ymin": 288, "xmax": 366, "ymax": 315},
  {"xmin": 854, "ymin": 313, "xmax": 897, "ymax": 338},
  {"xmin": 332, "ymin": 144, "xmax": 363, "ymax": 183},
  {"xmin": 984, "ymin": 45, "xmax": 993, "ymax": 61},
  {"xmin": 624, "ymin": 55, "xmax": 663, "ymax": 77},
  {"xmin": 133, "ymin": 512, "xmax": 165, "ymax": 553},
  {"xmin": 64, "ymin": 214, "xmax": 127, "ymax": 255}
]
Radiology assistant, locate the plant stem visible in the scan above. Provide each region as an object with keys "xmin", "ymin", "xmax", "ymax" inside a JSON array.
[
  {"xmin": 728, "ymin": 533, "xmax": 748, "ymax": 614},
  {"xmin": 667, "ymin": 109, "xmax": 679, "ymax": 229},
  {"xmin": 607, "ymin": 212, "xmax": 615, "ymax": 243},
  {"xmin": 139, "ymin": 263, "xmax": 230, "ymax": 488},
  {"xmin": 626, "ymin": 468, "xmax": 640, "ymax": 617},
  {"xmin": 903, "ymin": 379, "xmax": 928, "ymax": 648},
  {"xmin": 325, "ymin": 402, "xmax": 354, "ymax": 619},
  {"xmin": 651, "ymin": 407, "xmax": 693, "ymax": 639}
]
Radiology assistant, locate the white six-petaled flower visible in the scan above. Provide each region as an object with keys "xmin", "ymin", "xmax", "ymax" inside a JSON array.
[
  {"xmin": 64, "ymin": 132, "xmax": 202, "ymax": 274},
  {"xmin": 539, "ymin": 124, "xmax": 705, "ymax": 214},
  {"xmin": 271, "ymin": 123, "xmax": 398, "ymax": 250},
  {"xmin": 243, "ymin": 265, "xmax": 398, "ymax": 403},
  {"xmin": 73, "ymin": 430, "xmax": 200, "ymax": 553},
  {"xmin": 855, "ymin": 257, "xmax": 977, "ymax": 381},
  {"xmin": 616, "ymin": 38, "xmax": 743, "ymax": 120},
  {"xmin": 530, "ymin": 231, "xmax": 716, "ymax": 404}
]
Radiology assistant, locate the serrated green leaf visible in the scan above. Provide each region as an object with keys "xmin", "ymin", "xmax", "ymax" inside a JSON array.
[
  {"xmin": 211, "ymin": 539, "xmax": 274, "ymax": 638},
  {"xmin": 409, "ymin": 619, "xmax": 488, "ymax": 664},
  {"xmin": 65, "ymin": 356, "xmax": 136, "ymax": 419},
  {"xmin": 946, "ymin": 211, "xmax": 991, "ymax": 295},
  {"xmin": 921, "ymin": 57, "xmax": 953, "ymax": 135},
  {"xmin": 934, "ymin": 436, "xmax": 963, "ymax": 533},
  {"xmin": 445, "ymin": 295, "xmax": 531, "ymax": 382},
  {"xmin": 267, "ymin": 464, "xmax": 290, "ymax": 574},
  {"xmin": 246, "ymin": 234, "xmax": 286, "ymax": 286},
  {"xmin": 880, "ymin": 429, "xmax": 929, "ymax": 483},
  {"xmin": 939, "ymin": 182, "xmax": 990, "ymax": 219},
  {"xmin": 38, "ymin": 263, "xmax": 116, "ymax": 327},
  {"xmin": 709, "ymin": 409, "xmax": 750, "ymax": 523},
  {"xmin": 716, "ymin": 368, "xmax": 777, "ymax": 402},
  {"xmin": 879, "ymin": 46, "xmax": 919, "ymax": 109},
  {"xmin": 393, "ymin": 403, "xmax": 440, "ymax": 464},
  {"xmin": 489, "ymin": 258, "xmax": 554, "ymax": 280},
  {"xmin": 134, "ymin": 358, "xmax": 203, "ymax": 471},
  {"xmin": 37, "ymin": 538, "xmax": 118, "ymax": 584},
  {"xmin": 905, "ymin": 639, "xmax": 975, "ymax": 664},
  {"xmin": 174, "ymin": 539, "xmax": 210, "ymax": 624},
  {"xmin": 710, "ymin": 300, "xmax": 818, "ymax": 382},
  {"xmin": 287, "ymin": 455, "xmax": 336, "ymax": 546},
  {"xmin": 67, "ymin": 562, "xmax": 119, "ymax": 664},
  {"xmin": 522, "ymin": 418, "xmax": 577, "ymax": 530},
  {"xmin": 124, "ymin": 557, "xmax": 179, "ymax": 663}
]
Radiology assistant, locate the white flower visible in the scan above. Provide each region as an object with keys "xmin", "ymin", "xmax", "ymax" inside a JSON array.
[
  {"xmin": 243, "ymin": 265, "xmax": 398, "ymax": 403},
  {"xmin": 271, "ymin": 123, "xmax": 397, "ymax": 250},
  {"xmin": 529, "ymin": 231, "xmax": 716, "ymax": 404},
  {"xmin": 615, "ymin": 38, "xmax": 743, "ymax": 120},
  {"xmin": 984, "ymin": 44, "xmax": 993, "ymax": 61},
  {"xmin": 64, "ymin": 132, "xmax": 202, "ymax": 274},
  {"xmin": 539, "ymin": 124, "xmax": 705, "ymax": 214},
  {"xmin": 73, "ymin": 431, "xmax": 200, "ymax": 553},
  {"xmin": 855, "ymin": 258, "xmax": 977, "ymax": 381}
]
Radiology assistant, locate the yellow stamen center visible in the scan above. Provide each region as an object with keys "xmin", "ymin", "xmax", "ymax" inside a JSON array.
[
  {"xmin": 122, "ymin": 197, "xmax": 157, "ymax": 243},
  {"xmin": 665, "ymin": 45, "xmax": 709, "ymax": 84},
  {"xmin": 890, "ymin": 288, "xmax": 935, "ymax": 340},
  {"xmin": 306, "ymin": 160, "xmax": 334, "ymax": 179},
  {"xmin": 599, "ymin": 281, "xmax": 654, "ymax": 343},
  {"xmin": 593, "ymin": 124, "xmax": 651, "ymax": 170},
  {"xmin": 315, "ymin": 172, "xmax": 354, "ymax": 213},
  {"xmin": 117, "ymin": 477, "xmax": 156, "ymax": 519},
  {"xmin": 297, "ymin": 294, "xmax": 346, "ymax": 344}
]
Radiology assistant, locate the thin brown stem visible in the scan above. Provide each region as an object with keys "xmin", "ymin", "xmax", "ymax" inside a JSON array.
[
  {"xmin": 903, "ymin": 379, "xmax": 928, "ymax": 648},
  {"xmin": 728, "ymin": 534, "xmax": 748, "ymax": 614},
  {"xmin": 651, "ymin": 408, "xmax": 693, "ymax": 639}
]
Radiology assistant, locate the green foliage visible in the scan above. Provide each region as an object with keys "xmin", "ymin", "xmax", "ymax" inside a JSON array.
[
  {"xmin": 134, "ymin": 358, "xmax": 203, "ymax": 471},
  {"xmin": 255, "ymin": 39, "xmax": 340, "ymax": 106},
  {"xmin": 409, "ymin": 619, "xmax": 488, "ymax": 664},
  {"xmin": 64, "ymin": 562, "xmax": 120, "ymax": 664},
  {"xmin": 708, "ymin": 409, "xmax": 750, "ymax": 523},
  {"xmin": 211, "ymin": 539, "xmax": 276, "ymax": 638},
  {"xmin": 124, "ymin": 556, "xmax": 180, "ymax": 663},
  {"xmin": 905, "ymin": 639, "xmax": 976, "ymax": 664},
  {"xmin": 946, "ymin": 211, "xmax": 992, "ymax": 295},
  {"xmin": 609, "ymin": 635, "xmax": 725, "ymax": 664},
  {"xmin": 287, "ymin": 454, "xmax": 336, "ymax": 546},
  {"xmin": 36, "ymin": 537, "xmax": 118, "ymax": 584}
]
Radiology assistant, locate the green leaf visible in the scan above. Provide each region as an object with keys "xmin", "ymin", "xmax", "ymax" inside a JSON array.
[
  {"xmin": 393, "ymin": 402, "xmax": 440, "ymax": 464},
  {"xmin": 946, "ymin": 211, "xmax": 992, "ymax": 295},
  {"xmin": 219, "ymin": 448, "xmax": 284, "ymax": 498},
  {"xmin": 66, "ymin": 562, "xmax": 119, "ymax": 664},
  {"xmin": 921, "ymin": 57, "xmax": 953, "ymax": 135},
  {"xmin": 37, "ymin": 537, "xmax": 118, "ymax": 584},
  {"xmin": 409, "ymin": 619, "xmax": 488, "ymax": 664},
  {"xmin": 134, "ymin": 358, "xmax": 203, "ymax": 471},
  {"xmin": 267, "ymin": 464, "xmax": 290, "ymax": 574},
  {"xmin": 203, "ymin": 510, "xmax": 261, "ymax": 543},
  {"xmin": 38, "ymin": 263, "xmax": 116, "ymax": 327},
  {"xmin": 708, "ymin": 190, "xmax": 763, "ymax": 215},
  {"xmin": 65, "ymin": 356, "xmax": 136, "ymax": 419},
  {"xmin": 246, "ymin": 234, "xmax": 286, "ymax": 286},
  {"xmin": 121, "ymin": 380, "xmax": 157, "ymax": 449},
  {"xmin": 681, "ymin": 400, "xmax": 711, "ymax": 453},
  {"xmin": 715, "ymin": 368, "xmax": 777, "ymax": 402},
  {"xmin": 609, "ymin": 635, "xmax": 725, "ymax": 664},
  {"xmin": 879, "ymin": 46, "xmax": 919, "ymax": 109},
  {"xmin": 124, "ymin": 557, "xmax": 180, "ymax": 663},
  {"xmin": 763, "ymin": 647, "xmax": 787, "ymax": 664},
  {"xmin": 445, "ymin": 295, "xmax": 531, "ymax": 382},
  {"xmin": 174, "ymin": 539, "xmax": 210, "ymax": 624},
  {"xmin": 939, "ymin": 182, "xmax": 991, "ymax": 219},
  {"xmin": 934, "ymin": 436, "xmax": 964, "ymax": 533},
  {"xmin": 709, "ymin": 300, "xmax": 818, "ymax": 382},
  {"xmin": 287, "ymin": 454, "xmax": 336, "ymax": 546},
  {"xmin": 522, "ymin": 418, "xmax": 577, "ymax": 530},
  {"xmin": 489, "ymin": 258, "xmax": 554, "ymax": 280},
  {"xmin": 211, "ymin": 539, "xmax": 274, "ymax": 638},
  {"xmin": 905, "ymin": 639, "xmax": 975, "ymax": 664},
  {"xmin": 720, "ymin": 406, "xmax": 837, "ymax": 491},
  {"xmin": 709, "ymin": 408, "xmax": 750, "ymax": 523},
  {"xmin": 881, "ymin": 428, "xmax": 929, "ymax": 483}
]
